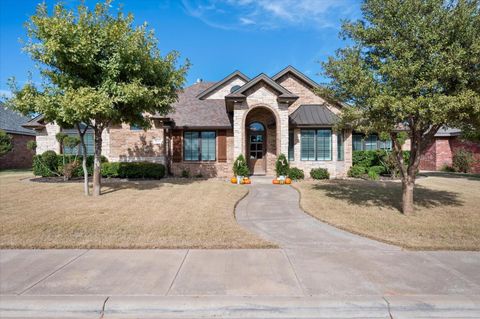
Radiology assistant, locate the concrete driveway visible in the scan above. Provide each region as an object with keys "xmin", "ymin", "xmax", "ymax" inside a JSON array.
[{"xmin": 1, "ymin": 176, "xmax": 479, "ymax": 318}]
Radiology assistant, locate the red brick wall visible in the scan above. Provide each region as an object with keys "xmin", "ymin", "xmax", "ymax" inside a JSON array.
[
  {"xmin": 451, "ymin": 138, "xmax": 480, "ymax": 173},
  {"xmin": 0, "ymin": 133, "xmax": 35, "ymax": 169},
  {"xmin": 435, "ymin": 138, "xmax": 453, "ymax": 169},
  {"xmin": 419, "ymin": 140, "xmax": 437, "ymax": 171},
  {"xmin": 420, "ymin": 136, "xmax": 480, "ymax": 173}
]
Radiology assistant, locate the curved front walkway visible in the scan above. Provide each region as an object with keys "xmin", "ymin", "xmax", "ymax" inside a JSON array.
[
  {"xmin": 236, "ymin": 176, "xmax": 480, "ymax": 296},
  {"xmin": 236, "ymin": 176, "xmax": 397, "ymax": 251}
]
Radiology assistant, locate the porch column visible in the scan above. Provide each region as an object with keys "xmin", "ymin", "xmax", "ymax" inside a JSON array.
[
  {"xmin": 233, "ymin": 102, "xmax": 247, "ymax": 159},
  {"xmin": 278, "ymin": 107, "xmax": 289, "ymax": 156}
]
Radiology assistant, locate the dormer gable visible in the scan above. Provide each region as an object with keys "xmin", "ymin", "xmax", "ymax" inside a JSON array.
[
  {"xmin": 225, "ymin": 73, "xmax": 298, "ymax": 102},
  {"xmin": 271, "ymin": 65, "xmax": 319, "ymax": 89},
  {"xmin": 197, "ymin": 70, "xmax": 249, "ymax": 100}
]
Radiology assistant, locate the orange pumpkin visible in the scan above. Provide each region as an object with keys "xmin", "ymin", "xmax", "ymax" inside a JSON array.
[
  {"xmin": 272, "ymin": 179, "xmax": 280, "ymax": 184},
  {"xmin": 285, "ymin": 178, "xmax": 292, "ymax": 184},
  {"xmin": 244, "ymin": 179, "xmax": 251, "ymax": 184},
  {"xmin": 231, "ymin": 177, "xmax": 237, "ymax": 184}
]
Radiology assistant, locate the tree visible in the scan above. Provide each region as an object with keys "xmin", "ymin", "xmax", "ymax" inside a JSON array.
[
  {"xmin": 321, "ymin": 0, "xmax": 480, "ymax": 214},
  {"xmin": 7, "ymin": 1, "xmax": 188, "ymax": 195},
  {"xmin": 0, "ymin": 130, "xmax": 13, "ymax": 156}
]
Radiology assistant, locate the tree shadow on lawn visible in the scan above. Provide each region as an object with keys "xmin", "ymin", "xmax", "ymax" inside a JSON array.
[
  {"xmin": 312, "ymin": 180, "xmax": 463, "ymax": 212},
  {"xmin": 100, "ymin": 177, "xmax": 212, "ymax": 194}
]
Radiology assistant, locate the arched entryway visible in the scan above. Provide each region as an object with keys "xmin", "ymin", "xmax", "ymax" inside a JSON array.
[{"xmin": 245, "ymin": 107, "xmax": 277, "ymax": 175}]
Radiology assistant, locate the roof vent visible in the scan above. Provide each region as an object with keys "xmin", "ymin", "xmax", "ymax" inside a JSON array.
[{"xmin": 196, "ymin": 78, "xmax": 203, "ymax": 83}]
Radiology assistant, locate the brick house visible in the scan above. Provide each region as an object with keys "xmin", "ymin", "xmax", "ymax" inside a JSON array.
[
  {"xmin": 25, "ymin": 66, "xmax": 407, "ymax": 178},
  {"xmin": 0, "ymin": 105, "xmax": 35, "ymax": 169},
  {"xmin": 419, "ymin": 128, "xmax": 480, "ymax": 173}
]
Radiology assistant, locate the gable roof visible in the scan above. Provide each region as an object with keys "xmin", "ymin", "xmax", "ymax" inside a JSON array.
[
  {"xmin": 197, "ymin": 70, "xmax": 250, "ymax": 100},
  {"xmin": 22, "ymin": 114, "xmax": 46, "ymax": 129},
  {"xmin": 435, "ymin": 127, "xmax": 462, "ymax": 137},
  {"xmin": 225, "ymin": 73, "xmax": 298, "ymax": 101},
  {"xmin": 153, "ymin": 82, "xmax": 232, "ymax": 128},
  {"xmin": 0, "ymin": 104, "xmax": 36, "ymax": 136},
  {"xmin": 272, "ymin": 65, "xmax": 319, "ymax": 89},
  {"xmin": 289, "ymin": 104, "xmax": 339, "ymax": 126}
]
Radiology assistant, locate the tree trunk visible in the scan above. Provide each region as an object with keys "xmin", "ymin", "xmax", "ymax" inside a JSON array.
[
  {"xmin": 401, "ymin": 176, "xmax": 415, "ymax": 215},
  {"xmin": 93, "ymin": 126, "xmax": 103, "ymax": 196},
  {"xmin": 76, "ymin": 124, "xmax": 89, "ymax": 196}
]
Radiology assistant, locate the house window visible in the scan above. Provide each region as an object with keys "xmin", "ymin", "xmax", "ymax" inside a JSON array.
[
  {"xmin": 352, "ymin": 133, "xmax": 392, "ymax": 151},
  {"xmin": 365, "ymin": 134, "xmax": 378, "ymax": 150},
  {"xmin": 130, "ymin": 124, "xmax": 142, "ymax": 131},
  {"xmin": 337, "ymin": 131, "xmax": 344, "ymax": 161},
  {"xmin": 301, "ymin": 129, "xmax": 332, "ymax": 161},
  {"xmin": 288, "ymin": 130, "xmax": 294, "ymax": 161},
  {"xmin": 353, "ymin": 134, "xmax": 364, "ymax": 151},
  {"xmin": 63, "ymin": 132, "xmax": 94, "ymax": 155},
  {"xmin": 184, "ymin": 131, "xmax": 216, "ymax": 161}
]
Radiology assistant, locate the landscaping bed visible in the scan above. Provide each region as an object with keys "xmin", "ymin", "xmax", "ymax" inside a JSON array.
[
  {"xmin": 0, "ymin": 171, "xmax": 274, "ymax": 249},
  {"xmin": 294, "ymin": 174, "xmax": 480, "ymax": 250}
]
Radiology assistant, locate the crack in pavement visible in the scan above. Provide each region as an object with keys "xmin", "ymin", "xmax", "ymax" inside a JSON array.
[
  {"xmin": 383, "ymin": 296, "xmax": 394, "ymax": 319},
  {"xmin": 18, "ymin": 249, "xmax": 90, "ymax": 295},
  {"xmin": 99, "ymin": 296, "xmax": 109, "ymax": 319}
]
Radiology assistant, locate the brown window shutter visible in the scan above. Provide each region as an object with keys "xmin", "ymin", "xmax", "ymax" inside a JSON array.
[
  {"xmin": 172, "ymin": 130, "xmax": 182, "ymax": 162},
  {"xmin": 218, "ymin": 130, "xmax": 227, "ymax": 162}
]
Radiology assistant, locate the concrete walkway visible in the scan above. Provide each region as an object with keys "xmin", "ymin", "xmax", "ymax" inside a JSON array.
[{"xmin": 1, "ymin": 176, "xmax": 480, "ymax": 318}]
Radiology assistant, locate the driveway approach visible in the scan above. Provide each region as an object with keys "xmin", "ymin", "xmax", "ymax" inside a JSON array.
[{"xmin": 1, "ymin": 177, "xmax": 480, "ymax": 318}]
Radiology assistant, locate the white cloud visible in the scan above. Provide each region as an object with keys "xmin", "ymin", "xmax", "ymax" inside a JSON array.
[{"xmin": 182, "ymin": 0, "xmax": 360, "ymax": 30}]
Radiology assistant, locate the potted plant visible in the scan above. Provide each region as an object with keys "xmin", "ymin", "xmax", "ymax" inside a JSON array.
[
  {"xmin": 233, "ymin": 154, "xmax": 249, "ymax": 184},
  {"xmin": 275, "ymin": 153, "xmax": 289, "ymax": 181}
]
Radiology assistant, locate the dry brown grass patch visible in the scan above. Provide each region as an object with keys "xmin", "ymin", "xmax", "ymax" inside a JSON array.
[
  {"xmin": 295, "ymin": 174, "xmax": 480, "ymax": 250},
  {"xmin": 0, "ymin": 172, "xmax": 273, "ymax": 249}
]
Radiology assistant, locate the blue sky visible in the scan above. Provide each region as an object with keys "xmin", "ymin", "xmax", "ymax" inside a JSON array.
[{"xmin": 0, "ymin": 0, "xmax": 361, "ymax": 95}]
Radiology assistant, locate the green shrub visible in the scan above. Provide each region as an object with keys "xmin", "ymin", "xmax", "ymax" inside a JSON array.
[
  {"xmin": 310, "ymin": 168, "xmax": 330, "ymax": 180},
  {"xmin": 367, "ymin": 165, "xmax": 385, "ymax": 180},
  {"xmin": 288, "ymin": 167, "xmax": 305, "ymax": 180},
  {"xmin": 353, "ymin": 150, "xmax": 411, "ymax": 177},
  {"xmin": 440, "ymin": 164, "xmax": 456, "ymax": 172},
  {"xmin": 348, "ymin": 165, "xmax": 366, "ymax": 178},
  {"xmin": 101, "ymin": 162, "xmax": 120, "ymax": 177},
  {"xmin": 181, "ymin": 169, "xmax": 190, "ymax": 178},
  {"xmin": 275, "ymin": 153, "xmax": 290, "ymax": 177},
  {"xmin": 369, "ymin": 165, "xmax": 385, "ymax": 175},
  {"xmin": 101, "ymin": 162, "xmax": 165, "ymax": 179},
  {"xmin": 367, "ymin": 169, "xmax": 380, "ymax": 180},
  {"xmin": 0, "ymin": 130, "xmax": 13, "ymax": 156},
  {"xmin": 452, "ymin": 149, "xmax": 474, "ymax": 173},
  {"xmin": 233, "ymin": 154, "xmax": 249, "ymax": 176},
  {"xmin": 33, "ymin": 152, "xmax": 108, "ymax": 177}
]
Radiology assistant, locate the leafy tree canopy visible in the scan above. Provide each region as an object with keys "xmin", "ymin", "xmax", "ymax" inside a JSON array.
[
  {"xmin": 8, "ymin": 0, "xmax": 189, "ymax": 129},
  {"xmin": 321, "ymin": 0, "xmax": 480, "ymax": 214},
  {"xmin": 322, "ymin": 0, "xmax": 479, "ymax": 137}
]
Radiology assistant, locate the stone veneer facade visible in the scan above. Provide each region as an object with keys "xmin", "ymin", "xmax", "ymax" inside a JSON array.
[{"xmin": 31, "ymin": 67, "xmax": 358, "ymax": 178}]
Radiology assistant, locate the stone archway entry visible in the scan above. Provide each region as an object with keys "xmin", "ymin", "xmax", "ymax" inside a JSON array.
[{"xmin": 248, "ymin": 122, "xmax": 266, "ymax": 175}]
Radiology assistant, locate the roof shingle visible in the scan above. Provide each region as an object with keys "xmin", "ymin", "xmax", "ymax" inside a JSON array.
[
  {"xmin": 0, "ymin": 104, "xmax": 36, "ymax": 136},
  {"xmin": 157, "ymin": 82, "xmax": 232, "ymax": 128}
]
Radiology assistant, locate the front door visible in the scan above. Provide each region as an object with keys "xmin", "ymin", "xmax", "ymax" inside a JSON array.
[{"xmin": 248, "ymin": 122, "xmax": 266, "ymax": 175}]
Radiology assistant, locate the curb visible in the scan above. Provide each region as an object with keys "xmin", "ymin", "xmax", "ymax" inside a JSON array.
[{"xmin": 1, "ymin": 295, "xmax": 480, "ymax": 318}]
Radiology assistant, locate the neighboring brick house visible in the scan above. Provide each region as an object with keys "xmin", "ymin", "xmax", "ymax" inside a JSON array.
[
  {"xmin": 24, "ymin": 66, "xmax": 403, "ymax": 178},
  {"xmin": 0, "ymin": 105, "xmax": 35, "ymax": 169},
  {"xmin": 419, "ymin": 128, "xmax": 480, "ymax": 173}
]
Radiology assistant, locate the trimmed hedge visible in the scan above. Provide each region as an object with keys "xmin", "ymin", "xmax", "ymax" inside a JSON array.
[
  {"xmin": 310, "ymin": 168, "xmax": 330, "ymax": 180},
  {"xmin": 288, "ymin": 167, "xmax": 305, "ymax": 180},
  {"xmin": 33, "ymin": 151, "xmax": 107, "ymax": 177},
  {"xmin": 348, "ymin": 165, "xmax": 366, "ymax": 178},
  {"xmin": 101, "ymin": 162, "xmax": 166, "ymax": 179}
]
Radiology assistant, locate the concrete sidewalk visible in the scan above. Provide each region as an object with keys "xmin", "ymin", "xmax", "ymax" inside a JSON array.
[{"xmin": 1, "ymin": 177, "xmax": 480, "ymax": 317}]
